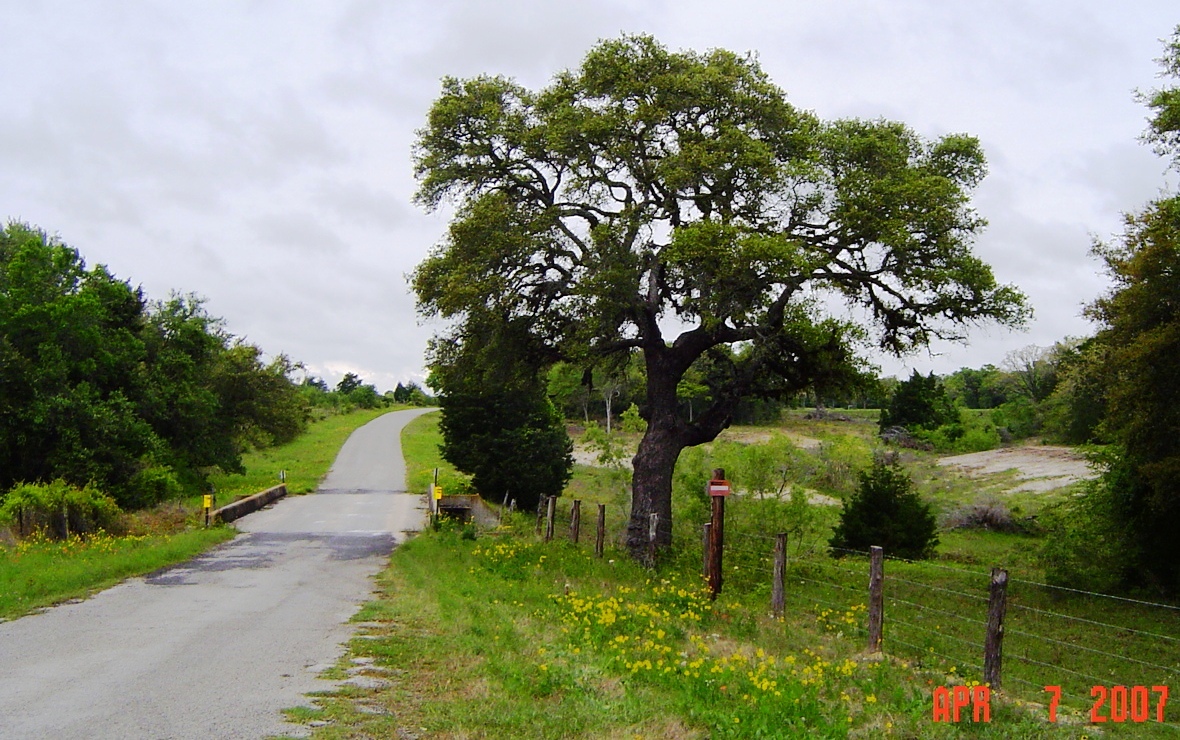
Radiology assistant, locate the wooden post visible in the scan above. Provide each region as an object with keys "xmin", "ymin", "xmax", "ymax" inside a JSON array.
[
  {"xmin": 545, "ymin": 496, "xmax": 556, "ymax": 542},
  {"xmin": 708, "ymin": 468, "xmax": 726, "ymax": 599},
  {"xmin": 17, "ymin": 506, "xmax": 23, "ymax": 538},
  {"xmin": 570, "ymin": 500, "xmax": 582, "ymax": 543},
  {"xmin": 647, "ymin": 513, "xmax": 659, "ymax": 567},
  {"xmin": 535, "ymin": 496, "xmax": 547, "ymax": 535},
  {"xmin": 702, "ymin": 522, "xmax": 711, "ymax": 579},
  {"xmin": 595, "ymin": 503, "xmax": 605, "ymax": 558},
  {"xmin": 771, "ymin": 532, "xmax": 787, "ymax": 618},
  {"xmin": 983, "ymin": 567, "xmax": 1009, "ymax": 690},
  {"xmin": 868, "ymin": 545, "xmax": 884, "ymax": 653}
]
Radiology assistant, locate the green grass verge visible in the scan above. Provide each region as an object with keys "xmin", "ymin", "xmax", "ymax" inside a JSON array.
[
  {"xmin": 0, "ymin": 527, "xmax": 236, "ymax": 620},
  {"xmin": 400, "ymin": 410, "xmax": 470, "ymax": 496},
  {"xmin": 292, "ymin": 524, "xmax": 1091, "ymax": 738},
  {"xmin": 204, "ymin": 406, "xmax": 400, "ymax": 505}
]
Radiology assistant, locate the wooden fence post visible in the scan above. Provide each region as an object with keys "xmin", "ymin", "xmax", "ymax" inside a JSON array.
[
  {"xmin": 595, "ymin": 504, "xmax": 605, "ymax": 558},
  {"xmin": 545, "ymin": 496, "xmax": 557, "ymax": 542},
  {"xmin": 708, "ymin": 468, "xmax": 726, "ymax": 599},
  {"xmin": 868, "ymin": 546, "xmax": 884, "ymax": 653},
  {"xmin": 771, "ymin": 533, "xmax": 787, "ymax": 618},
  {"xmin": 984, "ymin": 567, "xmax": 1009, "ymax": 690},
  {"xmin": 570, "ymin": 500, "xmax": 581, "ymax": 543},
  {"xmin": 535, "ymin": 496, "xmax": 547, "ymax": 535},
  {"xmin": 702, "ymin": 523, "xmax": 711, "ymax": 579}
]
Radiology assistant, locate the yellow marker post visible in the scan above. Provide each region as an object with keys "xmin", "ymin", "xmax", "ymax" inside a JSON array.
[
  {"xmin": 203, "ymin": 494, "xmax": 213, "ymax": 527},
  {"xmin": 433, "ymin": 486, "xmax": 443, "ymax": 500}
]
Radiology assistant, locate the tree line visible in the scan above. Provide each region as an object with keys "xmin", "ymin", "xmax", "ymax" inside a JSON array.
[{"xmin": 0, "ymin": 223, "xmax": 420, "ymax": 517}]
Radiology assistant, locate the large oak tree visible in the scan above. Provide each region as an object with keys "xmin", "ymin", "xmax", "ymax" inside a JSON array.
[{"xmin": 412, "ymin": 36, "xmax": 1027, "ymax": 559}]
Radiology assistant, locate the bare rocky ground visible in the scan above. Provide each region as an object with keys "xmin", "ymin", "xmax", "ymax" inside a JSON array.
[{"xmin": 936, "ymin": 445, "xmax": 1097, "ymax": 493}]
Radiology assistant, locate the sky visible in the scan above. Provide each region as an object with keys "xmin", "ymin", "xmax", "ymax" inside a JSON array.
[{"xmin": 2, "ymin": 1, "xmax": 1177, "ymax": 391}]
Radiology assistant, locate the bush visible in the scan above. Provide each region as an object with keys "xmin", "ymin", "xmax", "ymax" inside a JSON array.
[
  {"xmin": 814, "ymin": 436, "xmax": 873, "ymax": 496},
  {"xmin": 121, "ymin": 465, "xmax": 184, "ymax": 510},
  {"xmin": 439, "ymin": 384, "xmax": 573, "ymax": 511},
  {"xmin": 941, "ymin": 497, "xmax": 1023, "ymax": 533},
  {"xmin": 830, "ymin": 457, "xmax": 938, "ymax": 559},
  {"xmin": 1039, "ymin": 474, "xmax": 1134, "ymax": 594},
  {"xmin": 916, "ymin": 409, "xmax": 1002, "ymax": 453},
  {"xmin": 990, "ymin": 396, "xmax": 1042, "ymax": 439},
  {"xmin": 0, "ymin": 480, "xmax": 122, "ymax": 539}
]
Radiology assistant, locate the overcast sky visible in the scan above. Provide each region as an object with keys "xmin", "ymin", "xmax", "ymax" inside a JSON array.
[{"xmin": 2, "ymin": 2, "xmax": 1177, "ymax": 390}]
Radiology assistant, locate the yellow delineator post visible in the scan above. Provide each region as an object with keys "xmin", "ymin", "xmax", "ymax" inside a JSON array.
[
  {"xmin": 429, "ymin": 468, "xmax": 441, "ymax": 525},
  {"xmin": 203, "ymin": 494, "xmax": 213, "ymax": 527}
]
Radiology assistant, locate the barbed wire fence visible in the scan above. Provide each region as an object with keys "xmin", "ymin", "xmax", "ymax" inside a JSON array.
[{"xmin": 523, "ymin": 492, "xmax": 1180, "ymax": 732}]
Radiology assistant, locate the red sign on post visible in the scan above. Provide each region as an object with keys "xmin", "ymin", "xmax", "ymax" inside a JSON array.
[{"xmin": 708, "ymin": 479, "xmax": 731, "ymax": 497}]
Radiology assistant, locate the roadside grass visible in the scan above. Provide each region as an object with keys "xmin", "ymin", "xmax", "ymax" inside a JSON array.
[
  {"xmin": 203, "ymin": 406, "xmax": 402, "ymax": 506},
  {"xmin": 284, "ymin": 415, "xmax": 1138, "ymax": 738},
  {"xmin": 401, "ymin": 410, "xmax": 470, "ymax": 496},
  {"xmin": 295, "ymin": 521, "xmax": 1087, "ymax": 738},
  {"xmin": 0, "ymin": 527, "xmax": 235, "ymax": 620},
  {"xmin": 0, "ymin": 407, "xmax": 395, "ymax": 622}
]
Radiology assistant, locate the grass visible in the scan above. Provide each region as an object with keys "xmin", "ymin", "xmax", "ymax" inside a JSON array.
[
  {"xmin": 285, "ymin": 414, "xmax": 1179, "ymax": 738},
  {"xmin": 0, "ymin": 527, "xmax": 236, "ymax": 619},
  {"xmin": 401, "ymin": 410, "xmax": 471, "ymax": 496},
  {"xmin": 0, "ymin": 406, "xmax": 395, "ymax": 622},
  {"xmin": 290, "ymin": 524, "xmax": 1092, "ymax": 738}
]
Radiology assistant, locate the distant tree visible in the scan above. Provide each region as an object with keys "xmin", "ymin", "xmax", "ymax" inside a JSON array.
[
  {"xmin": 393, "ymin": 382, "xmax": 412, "ymax": 404},
  {"xmin": 336, "ymin": 372, "xmax": 364, "ymax": 395},
  {"xmin": 1042, "ymin": 338, "xmax": 1108, "ymax": 444},
  {"xmin": 943, "ymin": 365, "xmax": 1008, "ymax": 409},
  {"xmin": 546, "ymin": 362, "xmax": 592, "ymax": 421},
  {"xmin": 830, "ymin": 456, "xmax": 938, "ymax": 560},
  {"xmin": 412, "ymin": 35, "xmax": 1028, "ymax": 559},
  {"xmin": 302, "ymin": 376, "xmax": 329, "ymax": 392},
  {"xmin": 878, "ymin": 370, "xmax": 957, "ymax": 432},
  {"xmin": 1002, "ymin": 344, "xmax": 1066, "ymax": 403}
]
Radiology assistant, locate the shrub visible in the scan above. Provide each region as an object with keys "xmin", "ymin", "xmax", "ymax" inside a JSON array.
[
  {"xmin": 121, "ymin": 465, "xmax": 184, "ymax": 510},
  {"xmin": 830, "ymin": 457, "xmax": 938, "ymax": 559},
  {"xmin": 0, "ymin": 480, "xmax": 122, "ymax": 539},
  {"xmin": 619, "ymin": 403, "xmax": 647, "ymax": 434},
  {"xmin": 1039, "ymin": 474, "xmax": 1134, "ymax": 594},
  {"xmin": 814, "ymin": 435, "xmax": 873, "ymax": 496},
  {"xmin": 439, "ymin": 385, "xmax": 573, "ymax": 511},
  {"xmin": 990, "ymin": 396, "xmax": 1042, "ymax": 439},
  {"xmin": 941, "ymin": 498, "xmax": 1023, "ymax": 533}
]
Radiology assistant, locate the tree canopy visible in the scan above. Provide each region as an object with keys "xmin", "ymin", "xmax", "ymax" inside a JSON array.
[
  {"xmin": 412, "ymin": 35, "xmax": 1027, "ymax": 559},
  {"xmin": 0, "ymin": 222, "xmax": 309, "ymax": 508},
  {"xmin": 1041, "ymin": 26, "xmax": 1180, "ymax": 594}
]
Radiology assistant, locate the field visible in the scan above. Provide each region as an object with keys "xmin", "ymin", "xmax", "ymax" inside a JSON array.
[{"xmin": 286, "ymin": 411, "xmax": 1180, "ymax": 738}]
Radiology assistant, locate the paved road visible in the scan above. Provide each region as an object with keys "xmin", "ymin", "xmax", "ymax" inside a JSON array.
[{"xmin": 0, "ymin": 407, "xmax": 436, "ymax": 739}]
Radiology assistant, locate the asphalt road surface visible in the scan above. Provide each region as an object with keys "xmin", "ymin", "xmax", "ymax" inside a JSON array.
[{"xmin": 0, "ymin": 407, "xmax": 436, "ymax": 739}]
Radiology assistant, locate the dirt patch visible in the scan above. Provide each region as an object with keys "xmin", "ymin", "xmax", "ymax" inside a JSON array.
[{"xmin": 937, "ymin": 445, "xmax": 1097, "ymax": 493}]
